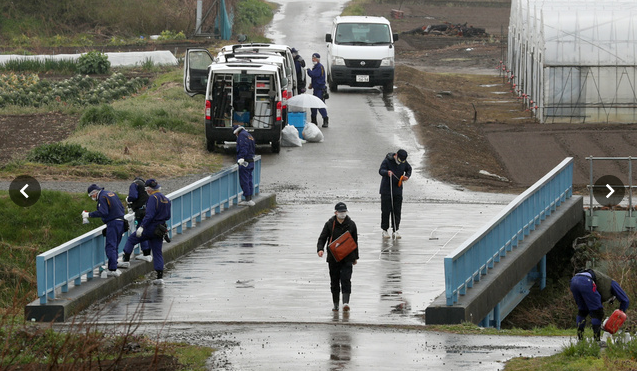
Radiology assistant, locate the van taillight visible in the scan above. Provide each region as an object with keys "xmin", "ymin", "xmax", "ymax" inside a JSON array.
[
  {"xmin": 282, "ymin": 90, "xmax": 288, "ymax": 109},
  {"xmin": 205, "ymin": 100, "xmax": 211, "ymax": 120},
  {"xmin": 276, "ymin": 101, "xmax": 282, "ymax": 121}
]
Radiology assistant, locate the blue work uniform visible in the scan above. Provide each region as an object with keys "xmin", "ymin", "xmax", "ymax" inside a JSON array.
[
  {"xmin": 293, "ymin": 54, "xmax": 306, "ymax": 94},
  {"xmin": 378, "ymin": 153, "xmax": 412, "ymax": 232},
  {"xmin": 237, "ymin": 129, "xmax": 256, "ymax": 198},
  {"xmin": 123, "ymin": 190, "xmax": 172, "ymax": 272},
  {"xmin": 570, "ymin": 269, "xmax": 629, "ymax": 336},
  {"xmin": 307, "ymin": 62, "xmax": 328, "ymax": 120},
  {"xmin": 127, "ymin": 181, "xmax": 149, "ymax": 252},
  {"xmin": 89, "ymin": 189, "xmax": 126, "ymax": 271}
]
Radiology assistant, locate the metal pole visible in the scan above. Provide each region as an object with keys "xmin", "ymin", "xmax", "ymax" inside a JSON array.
[
  {"xmin": 630, "ymin": 157, "xmax": 633, "ymax": 218},
  {"xmin": 195, "ymin": 0, "xmax": 203, "ymax": 35},
  {"xmin": 589, "ymin": 156, "xmax": 594, "ymax": 230}
]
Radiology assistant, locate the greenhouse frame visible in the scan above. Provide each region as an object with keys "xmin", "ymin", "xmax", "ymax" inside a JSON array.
[{"xmin": 507, "ymin": 0, "xmax": 637, "ymax": 123}]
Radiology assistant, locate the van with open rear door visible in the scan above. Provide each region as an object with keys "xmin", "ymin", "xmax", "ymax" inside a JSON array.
[{"xmin": 183, "ymin": 48, "xmax": 284, "ymax": 153}]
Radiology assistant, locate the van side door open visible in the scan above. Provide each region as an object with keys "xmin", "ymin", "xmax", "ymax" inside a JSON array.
[{"xmin": 184, "ymin": 48, "xmax": 213, "ymax": 96}]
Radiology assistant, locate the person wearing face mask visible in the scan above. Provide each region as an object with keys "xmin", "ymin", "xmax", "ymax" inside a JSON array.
[
  {"xmin": 82, "ymin": 184, "xmax": 127, "ymax": 277},
  {"xmin": 121, "ymin": 178, "xmax": 172, "ymax": 285},
  {"xmin": 378, "ymin": 149, "xmax": 412, "ymax": 239},
  {"xmin": 306, "ymin": 52, "xmax": 329, "ymax": 127},
  {"xmin": 291, "ymin": 47, "xmax": 306, "ymax": 94},
  {"xmin": 317, "ymin": 202, "xmax": 359, "ymax": 312}
]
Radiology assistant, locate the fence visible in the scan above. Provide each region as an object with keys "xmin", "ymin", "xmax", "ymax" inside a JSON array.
[
  {"xmin": 444, "ymin": 157, "xmax": 573, "ymax": 306},
  {"xmin": 35, "ymin": 157, "xmax": 261, "ymax": 304}
]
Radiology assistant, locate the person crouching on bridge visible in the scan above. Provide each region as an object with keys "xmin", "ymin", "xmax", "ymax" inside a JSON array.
[
  {"xmin": 570, "ymin": 268, "xmax": 629, "ymax": 342},
  {"xmin": 317, "ymin": 202, "xmax": 359, "ymax": 312},
  {"xmin": 122, "ymin": 179, "xmax": 172, "ymax": 285}
]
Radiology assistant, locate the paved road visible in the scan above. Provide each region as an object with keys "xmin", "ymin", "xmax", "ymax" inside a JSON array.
[{"xmin": 75, "ymin": 0, "xmax": 571, "ymax": 369}]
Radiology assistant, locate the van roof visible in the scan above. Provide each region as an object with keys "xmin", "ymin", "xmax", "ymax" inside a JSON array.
[
  {"xmin": 220, "ymin": 43, "xmax": 291, "ymax": 53},
  {"xmin": 333, "ymin": 16, "xmax": 390, "ymax": 25},
  {"xmin": 209, "ymin": 61, "xmax": 280, "ymax": 73}
]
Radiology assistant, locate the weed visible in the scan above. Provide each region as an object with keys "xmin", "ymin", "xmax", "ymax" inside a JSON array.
[
  {"xmin": 78, "ymin": 51, "xmax": 110, "ymax": 75},
  {"xmin": 26, "ymin": 143, "xmax": 112, "ymax": 165},
  {"xmin": 79, "ymin": 104, "xmax": 118, "ymax": 128}
]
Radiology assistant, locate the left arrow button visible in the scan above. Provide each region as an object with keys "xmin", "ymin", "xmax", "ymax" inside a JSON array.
[
  {"xmin": 20, "ymin": 184, "xmax": 29, "ymax": 198},
  {"xmin": 9, "ymin": 175, "xmax": 41, "ymax": 207}
]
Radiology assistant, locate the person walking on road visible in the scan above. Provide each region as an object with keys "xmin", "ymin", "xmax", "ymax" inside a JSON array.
[
  {"xmin": 570, "ymin": 268, "xmax": 629, "ymax": 342},
  {"xmin": 317, "ymin": 202, "xmax": 359, "ymax": 312},
  {"xmin": 233, "ymin": 124, "xmax": 256, "ymax": 206},
  {"xmin": 306, "ymin": 52, "xmax": 329, "ymax": 128},
  {"xmin": 379, "ymin": 149, "xmax": 412, "ymax": 239},
  {"xmin": 291, "ymin": 47, "xmax": 306, "ymax": 95},
  {"xmin": 122, "ymin": 176, "xmax": 152, "ymax": 265},
  {"xmin": 82, "ymin": 184, "xmax": 127, "ymax": 277},
  {"xmin": 122, "ymin": 179, "xmax": 172, "ymax": 284}
]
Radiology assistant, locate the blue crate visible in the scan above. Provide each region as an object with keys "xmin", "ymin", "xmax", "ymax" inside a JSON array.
[
  {"xmin": 233, "ymin": 111, "xmax": 250, "ymax": 123},
  {"xmin": 287, "ymin": 112, "xmax": 306, "ymax": 139}
]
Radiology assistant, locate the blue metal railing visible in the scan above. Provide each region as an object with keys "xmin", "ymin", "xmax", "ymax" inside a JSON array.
[
  {"xmin": 444, "ymin": 157, "xmax": 573, "ymax": 306},
  {"xmin": 35, "ymin": 157, "xmax": 261, "ymax": 304}
]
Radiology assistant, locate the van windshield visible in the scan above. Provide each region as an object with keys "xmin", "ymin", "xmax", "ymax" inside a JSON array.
[{"xmin": 335, "ymin": 23, "xmax": 391, "ymax": 45}]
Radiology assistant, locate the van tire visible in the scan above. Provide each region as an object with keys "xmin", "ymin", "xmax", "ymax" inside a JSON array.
[
  {"xmin": 383, "ymin": 81, "xmax": 394, "ymax": 94},
  {"xmin": 206, "ymin": 138, "xmax": 215, "ymax": 152},
  {"xmin": 329, "ymin": 81, "xmax": 338, "ymax": 92},
  {"xmin": 271, "ymin": 139, "xmax": 281, "ymax": 153}
]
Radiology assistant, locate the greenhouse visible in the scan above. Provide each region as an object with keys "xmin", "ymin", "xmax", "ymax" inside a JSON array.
[{"xmin": 507, "ymin": 0, "xmax": 637, "ymax": 123}]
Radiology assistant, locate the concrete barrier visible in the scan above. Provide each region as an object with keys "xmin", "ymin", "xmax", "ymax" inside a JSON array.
[{"xmin": 24, "ymin": 194, "xmax": 276, "ymax": 322}]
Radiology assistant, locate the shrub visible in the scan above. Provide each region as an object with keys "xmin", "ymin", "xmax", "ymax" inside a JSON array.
[
  {"xmin": 78, "ymin": 51, "xmax": 110, "ymax": 75},
  {"xmin": 26, "ymin": 143, "xmax": 112, "ymax": 165},
  {"xmin": 79, "ymin": 104, "xmax": 117, "ymax": 128}
]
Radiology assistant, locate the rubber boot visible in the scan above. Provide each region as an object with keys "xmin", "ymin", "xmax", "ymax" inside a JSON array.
[
  {"xmin": 593, "ymin": 325, "xmax": 601, "ymax": 342},
  {"xmin": 332, "ymin": 292, "xmax": 339, "ymax": 311},
  {"xmin": 311, "ymin": 116, "xmax": 317, "ymax": 125},
  {"xmin": 322, "ymin": 116, "xmax": 329, "ymax": 128},
  {"xmin": 123, "ymin": 253, "xmax": 131, "ymax": 262},
  {"xmin": 577, "ymin": 328, "xmax": 584, "ymax": 341},
  {"xmin": 156, "ymin": 270, "xmax": 163, "ymax": 280},
  {"xmin": 342, "ymin": 293, "xmax": 350, "ymax": 305}
]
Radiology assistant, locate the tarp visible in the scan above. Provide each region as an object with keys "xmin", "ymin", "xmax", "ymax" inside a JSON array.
[{"xmin": 0, "ymin": 50, "xmax": 178, "ymax": 67}]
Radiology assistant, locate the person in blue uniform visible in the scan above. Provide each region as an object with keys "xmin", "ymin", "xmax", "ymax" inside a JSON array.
[
  {"xmin": 291, "ymin": 47, "xmax": 306, "ymax": 94},
  {"xmin": 378, "ymin": 149, "xmax": 412, "ymax": 239},
  {"xmin": 306, "ymin": 52, "xmax": 329, "ymax": 127},
  {"xmin": 570, "ymin": 268, "xmax": 629, "ymax": 342},
  {"xmin": 122, "ymin": 179, "xmax": 172, "ymax": 284},
  {"xmin": 317, "ymin": 202, "xmax": 359, "ymax": 312},
  {"xmin": 122, "ymin": 177, "xmax": 151, "ymax": 265},
  {"xmin": 233, "ymin": 124, "xmax": 256, "ymax": 206},
  {"xmin": 82, "ymin": 184, "xmax": 127, "ymax": 277}
]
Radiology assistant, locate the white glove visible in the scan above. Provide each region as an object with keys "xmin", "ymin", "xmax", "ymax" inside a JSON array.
[
  {"xmin": 81, "ymin": 211, "xmax": 89, "ymax": 219},
  {"xmin": 237, "ymin": 158, "xmax": 245, "ymax": 166},
  {"xmin": 136, "ymin": 227, "xmax": 144, "ymax": 237}
]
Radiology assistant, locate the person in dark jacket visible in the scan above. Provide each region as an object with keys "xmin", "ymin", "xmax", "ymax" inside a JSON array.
[
  {"xmin": 378, "ymin": 149, "xmax": 412, "ymax": 239},
  {"xmin": 570, "ymin": 268, "xmax": 629, "ymax": 341},
  {"xmin": 291, "ymin": 47, "xmax": 306, "ymax": 94},
  {"xmin": 122, "ymin": 179, "xmax": 172, "ymax": 284},
  {"xmin": 122, "ymin": 177, "xmax": 151, "ymax": 265},
  {"xmin": 233, "ymin": 124, "xmax": 256, "ymax": 206},
  {"xmin": 306, "ymin": 52, "xmax": 329, "ymax": 127},
  {"xmin": 82, "ymin": 184, "xmax": 127, "ymax": 277},
  {"xmin": 317, "ymin": 202, "xmax": 359, "ymax": 311}
]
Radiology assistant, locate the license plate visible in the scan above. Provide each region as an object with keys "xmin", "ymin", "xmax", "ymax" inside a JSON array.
[{"xmin": 356, "ymin": 75, "xmax": 369, "ymax": 82}]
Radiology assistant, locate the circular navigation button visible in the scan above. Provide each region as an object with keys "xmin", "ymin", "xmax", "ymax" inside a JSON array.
[
  {"xmin": 9, "ymin": 175, "xmax": 41, "ymax": 207},
  {"xmin": 593, "ymin": 175, "xmax": 625, "ymax": 207}
]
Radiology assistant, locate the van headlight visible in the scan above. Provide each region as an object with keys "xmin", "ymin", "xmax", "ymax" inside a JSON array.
[
  {"xmin": 332, "ymin": 56, "xmax": 345, "ymax": 66},
  {"xmin": 380, "ymin": 57, "xmax": 394, "ymax": 67}
]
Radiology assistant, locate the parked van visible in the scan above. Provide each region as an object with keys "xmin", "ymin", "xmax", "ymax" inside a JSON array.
[
  {"xmin": 183, "ymin": 48, "xmax": 284, "ymax": 153},
  {"xmin": 325, "ymin": 16, "xmax": 399, "ymax": 93}
]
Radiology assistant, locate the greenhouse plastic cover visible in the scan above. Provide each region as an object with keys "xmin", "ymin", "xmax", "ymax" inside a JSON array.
[
  {"xmin": 0, "ymin": 50, "xmax": 178, "ymax": 67},
  {"xmin": 510, "ymin": 0, "xmax": 637, "ymax": 65}
]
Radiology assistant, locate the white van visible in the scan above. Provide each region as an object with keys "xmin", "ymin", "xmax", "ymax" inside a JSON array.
[
  {"xmin": 325, "ymin": 16, "xmax": 399, "ymax": 93},
  {"xmin": 183, "ymin": 48, "xmax": 284, "ymax": 153}
]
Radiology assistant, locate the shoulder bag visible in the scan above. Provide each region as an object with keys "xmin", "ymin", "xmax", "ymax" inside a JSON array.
[{"xmin": 328, "ymin": 220, "xmax": 357, "ymax": 262}]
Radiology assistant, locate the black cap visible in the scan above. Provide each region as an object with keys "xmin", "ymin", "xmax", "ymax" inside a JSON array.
[
  {"xmin": 87, "ymin": 184, "xmax": 101, "ymax": 194},
  {"xmin": 335, "ymin": 202, "xmax": 348, "ymax": 212},
  {"xmin": 397, "ymin": 149, "xmax": 408, "ymax": 161}
]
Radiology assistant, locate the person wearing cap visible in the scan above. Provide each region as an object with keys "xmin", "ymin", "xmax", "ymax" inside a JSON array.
[
  {"xmin": 233, "ymin": 124, "xmax": 256, "ymax": 206},
  {"xmin": 317, "ymin": 202, "xmax": 359, "ymax": 311},
  {"xmin": 291, "ymin": 47, "xmax": 306, "ymax": 94},
  {"xmin": 121, "ymin": 179, "xmax": 172, "ymax": 284},
  {"xmin": 123, "ymin": 176, "xmax": 151, "ymax": 264},
  {"xmin": 306, "ymin": 52, "xmax": 329, "ymax": 127},
  {"xmin": 82, "ymin": 184, "xmax": 127, "ymax": 277},
  {"xmin": 378, "ymin": 149, "xmax": 412, "ymax": 239}
]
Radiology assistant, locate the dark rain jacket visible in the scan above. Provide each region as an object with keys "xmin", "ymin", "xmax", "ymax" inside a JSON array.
[
  {"xmin": 379, "ymin": 152, "xmax": 412, "ymax": 196},
  {"xmin": 317, "ymin": 215, "xmax": 359, "ymax": 263}
]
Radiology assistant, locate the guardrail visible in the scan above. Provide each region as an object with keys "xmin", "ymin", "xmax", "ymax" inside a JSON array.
[
  {"xmin": 444, "ymin": 157, "xmax": 573, "ymax": 306},
  {"xmin": 35, "ymin": 157, "xmax": 261, "ymax": 304}
]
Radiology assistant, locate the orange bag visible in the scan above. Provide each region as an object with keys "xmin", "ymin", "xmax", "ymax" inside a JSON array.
[
  {"xmin": 603, "ymin": 309, "xmax": 627, "ymax": 334},
  {"xmin": 328, "ymin": 231, "xmax": 357, "ymax": 262}
]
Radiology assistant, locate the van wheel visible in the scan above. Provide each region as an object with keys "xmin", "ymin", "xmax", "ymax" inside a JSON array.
[
  {"xmin": 383, "ymin": 81, "xmax": 394, "ymax": 94},
  {"xmin": 329, "ymin": 81, "xmax": 338, "ymax": 92},
  {"xmin": 271, "ymin": 139, "xmax": 281, "ymax": 153},
  {"xmin": 206, "ymin": 138, "xmax": 215, "ymax": 152}
]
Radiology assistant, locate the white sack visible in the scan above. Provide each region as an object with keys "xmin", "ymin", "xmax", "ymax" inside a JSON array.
[
  {"xmin": 281, "ymin": 124, "xmax": 303, "ymax": 147},
  {"xmin": 302, "ymin": 122, "xmax": 324, "ymax": 142}
]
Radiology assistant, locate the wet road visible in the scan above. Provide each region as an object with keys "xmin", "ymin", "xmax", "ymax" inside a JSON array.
[{"xmin": 76, "ymin": 0, "xmax": 571, "ymax": 369}]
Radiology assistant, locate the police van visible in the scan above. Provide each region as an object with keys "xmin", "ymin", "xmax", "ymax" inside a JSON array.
[
  {"xmin": 325, "ymin": 16, "xmax": 399, "ymax": 93},
  {"xmin": 183, "ymin": 48, "xmax": 284, "ymax": 153}
]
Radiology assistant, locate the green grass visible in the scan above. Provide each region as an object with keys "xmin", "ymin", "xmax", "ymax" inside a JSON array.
[{"xmin": 426, "ymin": 322, "xmax": 572, "ymax": 336}]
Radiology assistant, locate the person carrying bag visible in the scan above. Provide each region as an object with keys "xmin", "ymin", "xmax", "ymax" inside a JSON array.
[{"xmin": 317, "ymin": 202, "xmax": 359, "ymax": 312}]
